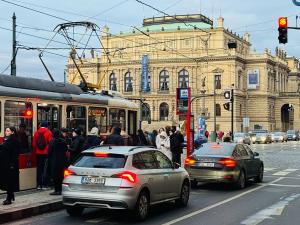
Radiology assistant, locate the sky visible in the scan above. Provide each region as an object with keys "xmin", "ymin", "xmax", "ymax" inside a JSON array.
[{"xmin": 0, "ymin": 0, "xmax": 299, "ymax": 82}]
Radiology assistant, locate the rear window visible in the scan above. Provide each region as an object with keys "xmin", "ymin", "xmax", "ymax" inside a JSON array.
[
  {"xmin": 195, "ymin": 144, "xmax": 234, "ymax": 156},
  {"xmin": 74, "ymin": 153, "xmax": 126, "ymax": 168},
  {"xmin": 287, "ymin": 130, "xmax": 295, "ymax": 134}
]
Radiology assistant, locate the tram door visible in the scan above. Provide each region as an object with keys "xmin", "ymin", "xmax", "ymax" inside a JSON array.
[
  {"xmin": 128, "ymin": 110, "xmax": 137, "ymax": 145},
  {"xmin": 37, "ymin": 104, "xmax": 62, "ymax": 130}
]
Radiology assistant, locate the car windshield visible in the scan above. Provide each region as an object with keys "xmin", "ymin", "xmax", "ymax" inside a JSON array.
[
  {"xmin": 234, "ymin": 133, "xmax": 244, "ymax": 137},
  {"xmin": 74, "ymin": 153, "xmax": 126, "ymax": 168},
  {"xmin": 195, "ymin": 143, "xmax": 234, "ymax": 156},
  {"xmin": 256, "ymin": 133, "xmax": 267, "ymax": 137},
  {"xmin": 274, "ymin": 132, "xmax": 283, "ymax": 135}
]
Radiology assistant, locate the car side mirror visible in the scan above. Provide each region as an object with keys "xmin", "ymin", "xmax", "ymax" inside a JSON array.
[
  {"xmin": 173, "ymin": 162, "xmax": 180, "ymax": 169},
  {"xmin": 254, "ymin": 152, "xmax": 259, "ymax": 157}
]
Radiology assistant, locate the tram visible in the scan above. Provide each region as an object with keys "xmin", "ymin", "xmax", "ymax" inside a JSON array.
[{"xmin": 0, "ymin": 74, "xmax": 139, "ymax": 190}]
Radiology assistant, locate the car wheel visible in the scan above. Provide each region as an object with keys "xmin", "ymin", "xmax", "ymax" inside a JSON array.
[
  {"xmin": 66, "ymin": 205, "xmax": 84, "ymax": 217},
  {"xmin": 254, "ymin": 165, "xmax": 264, "ymax": 183},
  {"xmin": 175, "ymin": 181, "xmax": 190, "ymax": 207},
  {"xmin": 235, "ymin": 170, "xmax": 246, "ymax": 189},
  {"xmin": 134, "ymin": 190, "xmax": 150, "ymax": 221}
]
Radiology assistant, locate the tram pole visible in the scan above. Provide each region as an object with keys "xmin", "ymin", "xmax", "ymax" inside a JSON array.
[{"xmin": 11, "ymin": 13, "xmax": 17, "ymax": 76}]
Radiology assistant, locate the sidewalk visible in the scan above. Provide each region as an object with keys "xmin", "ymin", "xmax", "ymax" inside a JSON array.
[{"xmin": 0, "ymin": 190, "xmax": 63, "ymax": 224}]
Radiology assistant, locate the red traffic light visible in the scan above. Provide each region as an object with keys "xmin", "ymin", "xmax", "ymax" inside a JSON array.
[{"xmin": 278, "ymin": 17, "xmax": 288, "ymax": 28}]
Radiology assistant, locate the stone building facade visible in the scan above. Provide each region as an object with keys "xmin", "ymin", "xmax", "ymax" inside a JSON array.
[{"xmin": 67, "ymin": 14, "xmax": 300, "ymax": 133}]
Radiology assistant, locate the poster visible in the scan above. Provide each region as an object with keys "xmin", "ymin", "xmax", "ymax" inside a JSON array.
[{"xmin": 247, "ymin": 69, "xmax": 260, "ymax": 89}]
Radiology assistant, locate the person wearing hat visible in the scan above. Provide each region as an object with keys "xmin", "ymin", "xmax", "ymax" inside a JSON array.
[
  {"xmin": 83, "ymin": 127, "xmax": 101, "ymax": 150},
  {"xmin": 33, "ymin": 121, "xmax": 53, "ymax": 189},
  {"xmin": 69, "ymin": 128, "xmax": 85, "ymax": 163}
]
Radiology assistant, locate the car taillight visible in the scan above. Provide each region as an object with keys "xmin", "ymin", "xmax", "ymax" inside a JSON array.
[
  {"xmin": 185, "ymin": 157, "xmax": 196, "ymax": 166},
  {"xmin": 64, "ymin": 169, "xmax": 76, "ymax": 178},
  {"xmin": 218, "ymin": 158, "xmax": 236, "ymax": 168},
  {"xmin": 94, "ymin": 152, "xmax": 108, "ymax": 157},
  {"xmin": 112, "ymin": 171, "xmax": 137, "ymax": 184}
]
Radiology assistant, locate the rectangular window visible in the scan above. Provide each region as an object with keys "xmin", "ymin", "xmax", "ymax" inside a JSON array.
[
  {"xmin": 215, "ymin": 75, "xmax": 221, "ymax": 89},
  {"xmin": 74, "ymin": 153, "xmax": 126, "ymax": 168},
  {"xmin": 88, "ymin": 107, "xmax": 107, "ymax": 133},
  {"xmin": 4, "ymin": 101, "xmax": 33, "ymax": 153},
  {"xmin": 37, "ymin": 104, "xmax": 61, "ymax": 130},
  {"xmin": 66, "ymin": 105, "xmax": 86, "ymax": 134},
  {"xmin": 109, "ymin": 108, "xmax": 126, "ymax": 131}
]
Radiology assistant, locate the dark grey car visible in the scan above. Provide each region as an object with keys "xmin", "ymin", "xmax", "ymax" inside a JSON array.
[{"xmin": 185, "ymin": 143, "xmax": 264, "ymax": 189}]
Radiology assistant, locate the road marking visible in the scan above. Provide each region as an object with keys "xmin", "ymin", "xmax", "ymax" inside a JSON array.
[
  {"xmin": 268, "ymin": 183, "xmax": 300, "ymax": 188},
  {"xmin": 264, "ymin": 168, "xmax": 276, "ymax": 172},
  {"xmin": 161, "ymin": 177, "xmax": 283, "ymax": 225},
  {"xmin": 265, "ymin": 175, "xmax": 300, "ymax": 180},
  {"xmin": 272, "ymin": 169, "xmax": 298, "ymax": 176},
  {"xmin": 241, "ymin": 193, "xmax": 300, "ymax": 225}
]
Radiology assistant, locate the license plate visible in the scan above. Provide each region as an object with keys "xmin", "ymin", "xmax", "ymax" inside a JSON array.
[
  {"xmin": 200, "ymin": 162, "xmax": 215, "ymax": 167},
  {"xmin": 81, "ymin": 176, "xmax": 106, "ymax": 185}
]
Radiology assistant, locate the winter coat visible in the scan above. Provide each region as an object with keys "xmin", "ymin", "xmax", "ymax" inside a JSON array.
[
  {"xmin": 69, "ymin": 135, "xmax": 85, "ymax": 162},
  {"xmin": 83, "ymin": 135, "xmax": 101, "ymax": 150},
  {"xmin": 33, "ymin": 127, "xmax": 53, "ymax": 155},
  {"xmin": 156, "ymin": 132, "xmax": 171, "ymax": 159},
  {"xmin": 137, "ymin": 134, "xmax": 148, "ymax": 146},
  {"xmin": 0, "ymin": 135, "xmax": 20, "ymax": 192},
  {"xmin": 170, "ymin": 132, "xmax": 184, "ymax": 154},
  {"xmin": 48, "ymin": 138, "xmax": 68, "ymax": 179},
  {"xmin": 106, "ymin": 134, "xmax": 124, "ymax": 146}
]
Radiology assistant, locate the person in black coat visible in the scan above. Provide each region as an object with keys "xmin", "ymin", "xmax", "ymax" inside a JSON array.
[
  {"xmin": 48, "ymin": 129, "xmax": 68, "ymax": 195},
  {"xmin": 0, "ymin": 127, "xmax": 20, "ymax": 205},
  {"xmin": 169, "ymin": 127, "xmax": 184, "ymax": 166},
  {"xmin": 83, "ymin": 127, "xmax": 101, "ymax": 150},
  {"xmin": 106, "ymin": 126, "xmax": 124, "ymax": 146},
  {"xmin": 69, "ymin": 128, "xmax": 85, "ymax": 163}
]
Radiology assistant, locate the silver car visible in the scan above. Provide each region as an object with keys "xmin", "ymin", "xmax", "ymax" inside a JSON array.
[{"xmin": 62, "ymin": 146, "xmax": 190, "ymax": 220}]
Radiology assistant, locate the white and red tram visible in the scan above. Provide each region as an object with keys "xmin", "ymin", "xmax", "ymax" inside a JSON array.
[{"xmin": 0, "ymin": 74, "xmax": 139, "ymax": 190}]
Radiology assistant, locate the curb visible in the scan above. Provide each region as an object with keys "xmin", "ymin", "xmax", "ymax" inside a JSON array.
[{"xmin": 0, "ymin": 200, "xmax": 63, "ymax": 224}]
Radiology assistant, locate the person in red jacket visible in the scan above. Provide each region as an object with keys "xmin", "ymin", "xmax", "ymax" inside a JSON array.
[{"xmin": 33, "ymin": 121, "xmax": 53, "ymax": 189}]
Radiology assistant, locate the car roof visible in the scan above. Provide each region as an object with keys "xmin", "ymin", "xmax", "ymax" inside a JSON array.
[{"xmin": 83, "ymin": 145, "xmax": 157, "ymax": 155}]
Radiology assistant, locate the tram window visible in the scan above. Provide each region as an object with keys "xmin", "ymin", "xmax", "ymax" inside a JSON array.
[
  {"xmin": 66, "ymin": 105, "xmax": 86, "ymax": 134},
  {"xmin": 37, "ymin": 104, "xmax": 61, "ymax": 130},
  {"xmin": 4, "ymin": 101, "xmax": 33, "ymax": 153},
  {"xmin": 88, "ymin": 107, "xmax": 107, "ymax": 133},
  {"xmin": 109, "ymin": 108, "xmax": 126, "ymax": 131}
]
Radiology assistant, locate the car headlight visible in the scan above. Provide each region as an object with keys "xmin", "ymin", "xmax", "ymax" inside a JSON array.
[
  {"xmin": 279, "ymin": 136, "xmax": 283, "ymax": 140},
  {"xmin": 261, "ymin": 137, "xmax": 266, "ymax": 141},
  {"xmin": 293, "ymin": 135, "xmax": 296, "ymax": 138}
]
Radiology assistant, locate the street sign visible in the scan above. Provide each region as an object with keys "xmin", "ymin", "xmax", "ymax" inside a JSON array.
[{"xmin": 176, "ymin": 88, "xmax": 190, "ymax": 115}]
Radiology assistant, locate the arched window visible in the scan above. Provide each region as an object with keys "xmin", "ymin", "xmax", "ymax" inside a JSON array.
[
  {"xmin": 159, "ymin": 70, "xmax": 169, "ymax": 91},
  {"xmin": 216, "ymin": 104, "xmax": 221, "ymax": 117},
  {"xmin": 159, "ymin": 102, "xmax": 169, "ymax": 121},
  {"xmin": 141, "ymin": 103, "xmax": 151, "ymax": 121},
  {"xmin": 109, "ymin": 73, "xmax": 117, "ymax": 91},
  {"xmin": 124, "ymin": 72, "xmax": 133, "ymax": 92},
  {"xmin": 178, "ymin": 69, "xmax": 189, "ymax": 88}
]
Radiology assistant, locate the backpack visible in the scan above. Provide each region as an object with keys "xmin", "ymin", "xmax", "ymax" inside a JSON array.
[{"xmin": 36, "ymin": 132, "xmax": 47, "ymax": 150}]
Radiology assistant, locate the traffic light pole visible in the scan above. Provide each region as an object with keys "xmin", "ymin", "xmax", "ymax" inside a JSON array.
[{"xmin": 231, "ymin": 88, "xmax": 234, "ymax": 141}]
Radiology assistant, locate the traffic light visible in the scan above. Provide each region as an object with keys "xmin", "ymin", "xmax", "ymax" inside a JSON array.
[
  {"xmin": 223, "ymin": 102, "xmax": 230, "ymax": 111},
  {"xmin": 278, "ymin": 17, "xmax": 288, "ymax": 44},
  {"xmin": 224, "ymin": 90, "xmax": 231, "ymax": 100}
]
